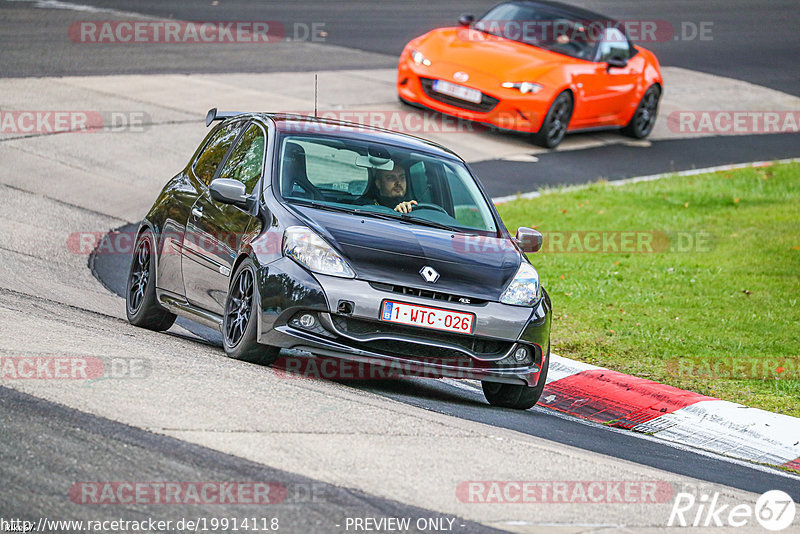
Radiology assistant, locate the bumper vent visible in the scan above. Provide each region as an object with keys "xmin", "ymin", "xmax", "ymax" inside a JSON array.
[{"xmin": 369, "ymin": 282, "xmax": 487, "ymax": 306}]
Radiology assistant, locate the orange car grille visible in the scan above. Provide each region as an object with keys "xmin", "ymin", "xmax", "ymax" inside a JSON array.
[{"xmin": 420, "ymin": 78, "xmax": 499, "ymax": 113}]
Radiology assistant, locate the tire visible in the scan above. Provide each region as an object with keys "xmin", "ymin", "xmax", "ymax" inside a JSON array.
[
  {"xmin": 482, "ymin": 346, "xmax": 550, "ymax": 410},
  {"xmin": 621, "ymin": 84, "xmax": 660, "ymax": 138},
  {"xmin": 126, "ymin": 229, "xmax": 176, "ymax": 331},
  {"xmin": 222, "ymin": 258, "xmax": 280, "ymax": 366},
  {"xmin": 532, "ymin": 91, "xmax": 573, "ymax": 148}
]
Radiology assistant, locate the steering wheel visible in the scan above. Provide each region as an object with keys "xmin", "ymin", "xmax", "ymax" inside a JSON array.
[{"xmin": 411, "ymin": 202, "xmax": 449, "ymax": 215}]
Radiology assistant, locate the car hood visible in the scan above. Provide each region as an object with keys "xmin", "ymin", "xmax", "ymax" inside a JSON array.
[
  {"xmin": 418, "ymin": 27, "xmax": 571, "ymax": 81},
  {"xmin": 295, "ymin": 207, "xmax": 521, "ymax": 301}
]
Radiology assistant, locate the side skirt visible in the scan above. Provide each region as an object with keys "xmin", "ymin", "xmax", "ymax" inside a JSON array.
[{"xmin": 157, "ymin": 290, "xmax": 223, "ymax": 331}]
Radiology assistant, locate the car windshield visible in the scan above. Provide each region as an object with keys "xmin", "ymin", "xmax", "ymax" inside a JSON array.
[
  {"xmin": 474, "ymin": 3, "xmax": 607, "ymax": 60},
  {"xmin": 277, "ymin": 134, "xmax": 498, "ymax": 235}
]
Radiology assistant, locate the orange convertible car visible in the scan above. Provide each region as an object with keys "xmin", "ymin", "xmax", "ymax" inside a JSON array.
[{"xmin": 397, "ymin": 1, "xmax": 663, "ymax": 148}]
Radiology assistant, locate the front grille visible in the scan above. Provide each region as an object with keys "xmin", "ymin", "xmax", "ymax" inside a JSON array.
[
  {"xmin": 350, "ymin": 339, "xmax": 489, "ymax": 367},
  {"xmin": 420, "ymin": 78, "xmax": 499, "ymax": 113},
  {"xmin": 331, "ymin": 315, "xmax": 512, "ymax": 359},
  {"xmin": 369, "ymin": 282, "xmax": 487, "ymax": 306}
]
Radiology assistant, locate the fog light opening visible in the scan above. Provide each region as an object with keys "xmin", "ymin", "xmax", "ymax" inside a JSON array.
[
  {"xmin": 299, "ymin": 313, "xmax": 316, "ymax": 329},
  {"xmin": 337, "ymin": 300, "xmax": 354, "ymax": 315}
]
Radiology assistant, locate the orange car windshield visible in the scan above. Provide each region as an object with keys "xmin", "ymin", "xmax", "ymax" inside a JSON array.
[{"xmin": 473, "ymin": 3, "xmax": 606, "ymax": 60}]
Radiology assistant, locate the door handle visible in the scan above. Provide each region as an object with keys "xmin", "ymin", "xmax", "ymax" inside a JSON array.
[{"xmin": 192, "ymin": 207, "xmax": 203, "ymax": 218}]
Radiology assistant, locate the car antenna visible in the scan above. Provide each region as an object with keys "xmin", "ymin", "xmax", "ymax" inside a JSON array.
[{"xmin": 314, "ymin": 73, "xmax": 318, "ymax": 118}]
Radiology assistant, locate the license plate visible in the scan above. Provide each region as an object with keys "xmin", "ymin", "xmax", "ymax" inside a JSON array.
[
  {"xmin": 432, "ymin": 80, "xmax": 482, "ymax": 104},
  {"xmin": 380, "ymin": 300, "xmax": 475, "ymax": 335}
]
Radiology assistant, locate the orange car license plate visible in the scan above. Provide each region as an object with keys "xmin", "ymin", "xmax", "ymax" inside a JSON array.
[
  {"xmin": 380, "ymin": 300, "xmax": 474, "ymax": 334},
  {"xmin": 432, "ymin": 80, "xmax": 482, "ymax": 104}
]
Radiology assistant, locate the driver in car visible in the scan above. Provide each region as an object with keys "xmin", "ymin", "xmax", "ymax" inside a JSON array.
[{"xmin": 358, "ymin": 164, "xmax": 418, "ymax": 213}]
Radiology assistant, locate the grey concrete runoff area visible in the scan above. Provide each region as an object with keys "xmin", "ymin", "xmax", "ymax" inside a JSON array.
[{"xmin": 1, "ymin": 0, "xmax": 799, "ymax": 532}]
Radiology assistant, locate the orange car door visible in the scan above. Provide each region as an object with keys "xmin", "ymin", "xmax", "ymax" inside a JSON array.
[{"xmin": 573, "ymin": 28, "xmax": 640, "ymax": 127}]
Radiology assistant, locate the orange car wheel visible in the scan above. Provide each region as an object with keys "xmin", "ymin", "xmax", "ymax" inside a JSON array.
[
  {"xmin": 622, "ymin": 84, "xmax": 661, "ymax": 139},
  {"xmin": 532, "ymin": 91, "xmax": 573, "ymax": 148}
]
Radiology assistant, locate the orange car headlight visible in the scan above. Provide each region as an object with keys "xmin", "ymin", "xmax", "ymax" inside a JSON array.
[
  {"xmin": 501, "ymin": 82, "xmax": 543, "ymax": 95},
  {"xmin": 411, "ymin": 50, "xmax": 432, "ymax": 67}
]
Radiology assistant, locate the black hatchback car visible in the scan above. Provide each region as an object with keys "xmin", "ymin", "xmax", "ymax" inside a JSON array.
[{"xmin": 126, "ymin": 110, "xmax": 552, "ymax": 409}]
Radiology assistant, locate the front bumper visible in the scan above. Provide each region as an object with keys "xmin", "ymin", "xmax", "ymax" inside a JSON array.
[
  {"xmin": 397, "ymin": 59, "xmax": 555, "ymax": 133},
  {"xmin": 256, "ymin": 258, "xmax": 552, "ymax": 386}
]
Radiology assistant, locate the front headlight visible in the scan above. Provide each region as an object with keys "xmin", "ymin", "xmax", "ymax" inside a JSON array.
[
  {"xmin": 283, "ymin": 226, "xmax": 355, "ymax": 278},
  {"xmin": 500, "ymin": 262, "xmax": 541, "ymax": 306},
  {"xmin": 411, "ymin": 50, "xmax": 432, "ymax": 66},
  {"xmin": 501, "ymin": 82, "xmax": 543, "ymax": 94}
]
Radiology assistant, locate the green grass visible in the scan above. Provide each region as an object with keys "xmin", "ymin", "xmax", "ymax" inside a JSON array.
[{"xmin": 496, "ymin": 162, "xmax": 800, "ymax": 416}]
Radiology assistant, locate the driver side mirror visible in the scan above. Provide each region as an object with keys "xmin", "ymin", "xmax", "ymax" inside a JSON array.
[
  {"xmin": 209, "ymin": 178, "xmax": 257, "ymax": 211},
  {"xmin": 458, "ymin": 14, "xmax": 475, "ymax": 27},
  {"xmin": 606, "ymin": 57, "xmax": 628, "ymax": 70},
  {"xmin": 514, "ymin": 227, "xmax": 543, "ymax": 253}
]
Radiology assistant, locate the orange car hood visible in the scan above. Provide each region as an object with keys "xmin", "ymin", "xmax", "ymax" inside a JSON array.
[{"xmin": 418, "ymin": 27, "xmax": 574, "ymax": 81}]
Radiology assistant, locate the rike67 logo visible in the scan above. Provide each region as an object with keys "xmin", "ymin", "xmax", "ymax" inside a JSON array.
[{"xmin": 669, "ymin": 490, "xmax": 796, "ymax": 531}]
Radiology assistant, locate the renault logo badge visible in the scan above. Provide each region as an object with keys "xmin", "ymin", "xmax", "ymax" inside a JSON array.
[{"xmin": 419, "ymin": 266, "xmax": 440, "ymax": 283}]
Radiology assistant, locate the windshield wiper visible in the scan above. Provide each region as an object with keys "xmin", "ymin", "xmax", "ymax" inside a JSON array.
[
  {"xmin": 288, "ymin": 199, "xmax": 410, "ymax": 221},
  {"xmin": 397, "ymin": 214, "xmax": 464, "ymax": 233},
  {"xmin": 287, "ymin": 198, "xmax": 361, "ymax": 215},
  {"xmin": 288, "ymin": 198, "xmax": 466, "ymax": 233}
]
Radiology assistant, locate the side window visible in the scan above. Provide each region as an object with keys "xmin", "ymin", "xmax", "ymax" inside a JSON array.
[
  {"xmin": 408, "ymin": 161, "xmax": 433, "ymax": 203},
  {"xmin": 442, "ymin": 165, "xmax": 495, "ymax": 231},
  {"xmin": 192, "ymin": 121, "xmax": 242, "ymax": 185},
  {"xmin": 596, "ymin": 27, "xmax": 630, "ymax": 62},
  {"xmin": 217, "ymin": 123, "xmax": 266, "ymax": 195}
]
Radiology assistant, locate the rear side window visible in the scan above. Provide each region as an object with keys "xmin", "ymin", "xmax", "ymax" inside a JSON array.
[
  {"xmin": 217, "ymin": 123, "xmax": 266, "ymax": 195},
  {"xmin": 302, "ymin": 140, "xmax": 368, "ymax": 193},
  {"xmin": 193, "ymin": 121, "xmax": 242, "ymax": 185}
]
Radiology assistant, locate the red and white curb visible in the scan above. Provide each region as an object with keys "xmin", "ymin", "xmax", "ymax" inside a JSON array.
[{"xmin": 543, "ymin": 354, "xmax": 800, "ymax": 473}]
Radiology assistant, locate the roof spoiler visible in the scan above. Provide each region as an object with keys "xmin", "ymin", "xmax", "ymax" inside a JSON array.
[{"xmin": 205, "ymin": 108, "xmax": 245, "ymax": 127}]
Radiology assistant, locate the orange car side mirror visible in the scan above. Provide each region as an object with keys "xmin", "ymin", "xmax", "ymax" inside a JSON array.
[
  {"xmin": 606, "ymin": 57, "xmax": 628, "ymax": 70},
  {"xmin": 458, "ymin": 14, "xmax": 475, "ymax": 27}
]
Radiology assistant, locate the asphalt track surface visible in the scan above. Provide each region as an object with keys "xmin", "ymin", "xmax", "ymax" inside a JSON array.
[
  {"xmin": 0, "ymin": 386, "xmax": 503, "ymax": 533},
  {"xmin": 90, "ymin": 225, "xmax": 800, "ymax": 503},
  {"xmin": 471, "ymin": 133, "xmax": 800, "ymax": 196},
  {"xmin": 3, "ymin": 0, "xmax": 799, "ymax": 96},
  {"xmin": 2, "ymin": 0, "xmax": 798, "ymax": 194}
]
